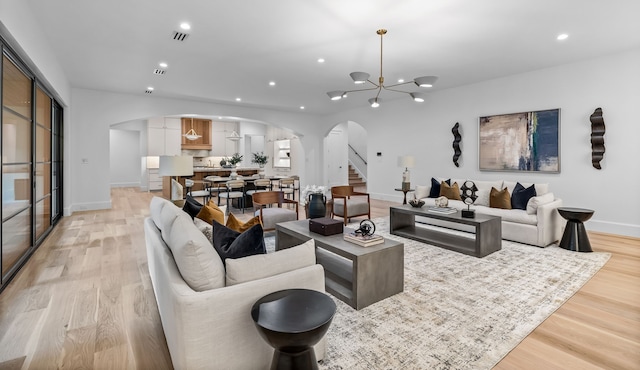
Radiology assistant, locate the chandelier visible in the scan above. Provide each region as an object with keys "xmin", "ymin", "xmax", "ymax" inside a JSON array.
[
  {"xmin": 183, "ymin": 117, "xmax": 202, "ymax": 141},
  {"xmin": 327, "ymin": 29, "xmax": 438, "ymax": 108}
]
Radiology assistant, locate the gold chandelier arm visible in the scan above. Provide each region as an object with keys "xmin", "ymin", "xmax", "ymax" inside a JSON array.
[
  {"xmin": 383, "ymin": 81, "xmax": 414, "ymax": 89},
  {"xmin": 343, "ymin": 85, "xmax": 382, "ymax": 94}
]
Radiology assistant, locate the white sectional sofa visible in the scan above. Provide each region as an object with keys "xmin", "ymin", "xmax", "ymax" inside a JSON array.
[
  {"xmin": 413, "ymin": 178, "xmax": 564, "ymax": 247},
  {"xmin": 144, "ymin": 196, "xmax": 327, "ymax": 369}
]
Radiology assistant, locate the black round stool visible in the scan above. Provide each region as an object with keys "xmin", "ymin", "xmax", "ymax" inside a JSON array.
[
  {"xmin": 251, "ymin": 289, "xmax": 336, "ymax": 370},
  {"xmin": 558, "ymin": 207, "xmax": 594, "ymax": 252}
]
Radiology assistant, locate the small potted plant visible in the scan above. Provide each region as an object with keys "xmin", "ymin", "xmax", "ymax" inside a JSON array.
[
  {"xmin": 228, "ymin": 153, "xmax": 243, "ymax": 167},
  {"xmin": 252, "ymin": 152, "xmax": 268, "ymax": 168},
  {"xmin": 219, "ymin": 157, "xmax": 229, "ymax": 168}
]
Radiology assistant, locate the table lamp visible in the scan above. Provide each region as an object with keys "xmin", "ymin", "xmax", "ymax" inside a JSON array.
[
  {"xmin": 397, "ymin": 155, "xmax": 415, "ymax": 191},
  {"xmin": 159, "ymin": 155, "xmax": 194, "ymax": 200}
]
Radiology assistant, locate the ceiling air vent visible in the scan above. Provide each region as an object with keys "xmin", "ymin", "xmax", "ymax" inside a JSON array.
[
  {"xmin": 153, "ymin": 69, "xmax": 166, "ymax": 75},
  {"xmin": 172, "ymin": 31, "xmax": 190, "ymax": 41},
  {"xmin": 145, "ymin": 89, "xmax": 153, "ymax": 94}
]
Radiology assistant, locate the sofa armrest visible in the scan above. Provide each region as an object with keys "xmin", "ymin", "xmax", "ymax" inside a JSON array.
[{"xmin": 536, "ymin": 198, "xmax": 563, "ymax": 246}]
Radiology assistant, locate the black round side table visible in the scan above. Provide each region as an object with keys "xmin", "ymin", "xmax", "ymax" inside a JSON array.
[
  {"xmin": 251, "ymin": 289, "xmax": 336, "ymax": 370},
  {"xmin": 558, "ymin": 207, "xmax": 594, "ymax": 252}
]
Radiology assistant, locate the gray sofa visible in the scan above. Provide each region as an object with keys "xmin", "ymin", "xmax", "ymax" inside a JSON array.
[
  {"xmin": 414, "ymin": 179, "xmax": 564, "ymax": 247},
  {"xmin": 144, "ymin": 196, "xmax": 327, "ymax": 369}
]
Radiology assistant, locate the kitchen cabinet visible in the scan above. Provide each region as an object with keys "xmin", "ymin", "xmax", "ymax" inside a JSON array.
[
  {"xmin": 181, "ymin": 118, "xmax": 212, "ymax": 150},
  {"xmin": 148, "ymin": 117, "xmax": 180, "ymax": 156},
  {"xmin": 211, "ymin": 121, "xmax": 239, "ymax": 156}
]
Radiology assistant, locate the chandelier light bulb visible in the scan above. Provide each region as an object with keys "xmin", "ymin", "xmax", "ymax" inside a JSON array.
[{"xmin": 368, "ymin": 98, "xmax": 380, "ymax": 108}]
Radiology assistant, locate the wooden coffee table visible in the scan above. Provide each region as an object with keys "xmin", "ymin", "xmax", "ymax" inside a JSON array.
[
  {"xmin": 275, "ymin": 220, "xmax": 404, "ymax": 310},
  {"xmin": 390, "ymin": 205, "xmax": 502, "ymax": 258}
]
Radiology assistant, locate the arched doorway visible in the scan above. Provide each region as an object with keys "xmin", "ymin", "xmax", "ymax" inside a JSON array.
[{"xmin": 324, "ymin": 121, "xmax": 368, "ymax": 190}]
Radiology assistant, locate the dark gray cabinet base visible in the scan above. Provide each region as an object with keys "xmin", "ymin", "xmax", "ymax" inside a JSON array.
[{"xmin": 390, "ymin": 205, "xmax": 502, "ymax": 258}]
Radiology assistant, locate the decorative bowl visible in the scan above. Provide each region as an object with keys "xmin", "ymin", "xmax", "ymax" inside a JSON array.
[{"xmin": 408, "ymin": 199, "xmax": 425, "ymax": 208}]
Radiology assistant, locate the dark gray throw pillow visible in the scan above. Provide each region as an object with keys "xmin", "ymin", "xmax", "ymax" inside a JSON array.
[
  {"xmin": 212, "ymin": 220, "xmax": 265, "ymax": 264},
  {"xmin": 511, "ymin": 182, "xmax": 537, "ymax": 210},
  {"xmin": 429, "ymin": 178, "xmax": 450, "ymax": 198},
  {"xmin": 182, "ymin": 195, "xmax": 203, "ymax": 219}
]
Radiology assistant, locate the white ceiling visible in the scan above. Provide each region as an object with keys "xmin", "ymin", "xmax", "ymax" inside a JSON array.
[{"xmin": 24, "ymin": 0, "xmax": 640, "ymax": 115}]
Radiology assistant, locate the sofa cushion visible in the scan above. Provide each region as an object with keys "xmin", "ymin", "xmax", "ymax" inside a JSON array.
[
  {"xmin": 474, "ymin": 189, "xmax": 491, "ymax": 207},
  {"xmin": 511, "ymin": 182, "xmax": 537, "ymax": 210},
  {"xmin": 333, "ymin": 198, "xmax": 369, "ymax": 217},
  {"xmin": 212, "ymin": 221, "xmax": 266, "ymax": 263},
  {"xmin": 150, "ymin": 196, "xmax": 171, "ymax": 228},
  {"xmin": 414, "ymin": 185, "xmax": 430, "ymax": 200},
  {"xmin": 225, "ymin": 239, "xmax": 316, "ymax": 286},
  {"xmin": 166, "ymin": 213, "xmax": 225, "ymax": 291},
  {"xmin": 476, "ymin": 206, "xmax": 538, "ymax": 225},
  {"xmin": 226, "ymin": 213, "xmax": 261, "ymax": 233},
  {"xmin": 254, "ymin": 208, "xmax": 298, "ymax": 230},
  {"xmin": 526, "ymin": 192, "xmax": 555, "ymax": 215},
  {"xmin": 428, "ymin": 178, "xmax": 450, "ymax": 198},
  {"xmin": 159, "ymin": 200, "xmax": 188, "ymax": 241},
  {"xmin": 182, "ymin": 195, "xmax": 203, "ymax": 219},
  {"xmin": 196, "ymin": 200, "xmax": 225, "ymax": 225},
  {"xmin": 473, "ymin": 180, "xmax": 504, "ymax": 191},
  {"xmin": 490, "ymin": 187, "xmax": 512, "ymax": 209},
  {"xmin": 440, "ymin": 181, "xmax": 462, "ymax": 200}
]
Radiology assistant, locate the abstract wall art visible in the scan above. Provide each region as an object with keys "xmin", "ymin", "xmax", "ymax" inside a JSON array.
[
  {"xmin": 589, "ymin": 107, "xmax": 605, "ymax": 170},
  {"xmin": 452, "ymin": 122, "xmax": 461, "ymax": 167},
  {"xmin": 479, "ymin": 108, "xmax": 560, "ymax": 173}
]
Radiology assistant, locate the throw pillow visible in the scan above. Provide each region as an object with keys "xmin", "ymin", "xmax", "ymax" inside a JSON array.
[
  {"xmin": 511, "ymin": 182, "xmax": 537, "ymax": 210},
  {"xmin": 226, "ymin": 213, "xmax": 261, "ymax": 233},
  {"xmin": 474, "ymin": 189, "xmax": 491, "ymax": 207},
  {"xmin": 428, "ymin": 178, "xmax": 450, "ymax": 198},
  {"xmin": 439, "ymin": 181, "xmax": 462, "ymax": 201},
  {"xmin": 193, "ymin": 217, "xmax": 213, "ymax": 243},
  {"xmin": 526, "ymin": 192, "xmax": 555, "ymax": 215},
  {"xmin": 225, "ymin": 239, "xmax": 316, "ymax": 286},
  {"xmin": 212, "ymin": 221, "xmax": 265, "ymax": 263},
  {"xmin": 414, "ymin": 185, "xmax": 430, "ymax": 200},
  {"xmin": 182, "ymin": 195, "xmax": 203, "ymax": 219},
  {"xmin": 196, "ymin": 200, "xmax": 225, "ymax": 225},
  {"xmin": 490, "ymin": 187, "xmax": 512, "ymax": 209}
]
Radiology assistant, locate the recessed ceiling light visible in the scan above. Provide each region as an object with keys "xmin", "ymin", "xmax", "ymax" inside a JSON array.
[
  {"xmin": 180, "ymin": 22, "xmax": 191, "ymax": 30},
  {"xmin": 317, "ymin": 58, "xmax": 325, "ymax": 63},
  {"xmin": 269, "ymin": 81, "xmax": 276, "ymax": 86},
  {"xmin": 300, "ymin": 106, "xmax": 305, "ymax": 110},
  {"xmin": 218, "ymin": 116, "xmax": 223, "ymax": 119},
  {"xmin": 159, "ymin": 62, "xmax": 168, "ymax": 68},
  {"xmin": 147, "ymin": 86, "xmax": 154, "ymax": 91},
  {"xmin": 397, "ymin": 78, "xmax": 405, "ymax": 83},
  {"xmin": 235, "ymin": 97, "xmax": 241, "ymax": 102},
  {"xmin": 557, "ymin": 33, "xmax": 569, "ymax": 40}
]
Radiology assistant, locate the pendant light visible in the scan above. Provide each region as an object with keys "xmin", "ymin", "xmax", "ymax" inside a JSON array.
[{"xmin": 183, "ymin": 117, "xmax": 202, "ymax": 141}]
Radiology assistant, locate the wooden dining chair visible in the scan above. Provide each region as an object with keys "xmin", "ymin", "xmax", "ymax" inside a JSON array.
[{"xmin": 252, "ymin": 191, "xmax": 298, "ymax": 231}]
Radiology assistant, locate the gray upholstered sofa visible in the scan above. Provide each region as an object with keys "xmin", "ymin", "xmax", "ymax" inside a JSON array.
[
  {"xmin": 413, "ymin": 179, "xmax": 564, "ymax": 247},
  {"xmin": 144, "ymin": 196, "xmax": 327, "ymax": 369}
]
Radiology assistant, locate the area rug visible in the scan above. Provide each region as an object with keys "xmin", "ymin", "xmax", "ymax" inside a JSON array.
[{"xmin": 265, "ymin": 217, "xmax": 610, "ymax": 369}]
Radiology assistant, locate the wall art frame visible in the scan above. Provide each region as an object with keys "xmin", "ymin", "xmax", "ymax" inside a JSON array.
[{"xmin": 478, "ymin": 108, "xmax": 560, "ymax": 173}]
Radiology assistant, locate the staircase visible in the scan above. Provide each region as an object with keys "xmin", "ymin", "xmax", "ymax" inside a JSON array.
[{"xmin": 348, "ymin": 165, "xmax": 366, "ymax": 188}]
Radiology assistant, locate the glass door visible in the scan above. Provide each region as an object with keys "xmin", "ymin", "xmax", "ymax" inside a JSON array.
[
  {"xmin": 35, "ymin": 86, "xmax": 52, "ymax": 242},
  {"xmin": 2, "ymin": 54, "xmax": 33, "ymax": 282}
]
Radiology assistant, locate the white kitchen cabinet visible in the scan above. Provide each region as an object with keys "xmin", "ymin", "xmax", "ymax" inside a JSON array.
[
  {"xmin": 211, "ymin": 121, "xmax": 238, "ymax": 156},
  {"xmin": 148, "ymin": 118, "xmax": 181, "ymax": 156}
]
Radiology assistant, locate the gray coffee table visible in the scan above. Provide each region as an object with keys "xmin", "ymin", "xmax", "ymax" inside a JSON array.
[
  {"xmin": 390, "ymin": 205, "xmax": 501, "ymax": 257},
  {"xmin": 275, "ymin": 220, "xmax": 404, "ymax": 310}
]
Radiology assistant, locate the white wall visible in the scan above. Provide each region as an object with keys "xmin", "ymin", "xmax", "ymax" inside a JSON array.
[
  {"xmin": 109, "ymin": 129, "xmax": 141, "ymax": 187},
  {"xmin": 68, "ymin": 89, "xmax": 324, "ymax": 214},
  {"xmin": 323, "ymin": 49, "xmax": 640, "ymax": 237}
]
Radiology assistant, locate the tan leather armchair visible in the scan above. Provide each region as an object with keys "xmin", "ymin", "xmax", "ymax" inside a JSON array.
[
  {"xmin": 252, "ymin": 191, "xmax": 299, "ymax": 231},
  {"xmin": 330, "ymin": 185, "xmax": 371, "ymax": 225}
]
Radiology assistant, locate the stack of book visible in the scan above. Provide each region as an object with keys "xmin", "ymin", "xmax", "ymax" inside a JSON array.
[
  {"xmin": 426, "ymin": 206, "xmax": 457, "ymax": 214},
  {"xmin": 343, "ymin": 231, "xmax": 384, "ymax": 247}
]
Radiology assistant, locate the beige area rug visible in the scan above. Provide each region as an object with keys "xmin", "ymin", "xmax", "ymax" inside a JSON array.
[{"xmin": 266, "ymin": 217, "xmax": 610, "ymax": 370}]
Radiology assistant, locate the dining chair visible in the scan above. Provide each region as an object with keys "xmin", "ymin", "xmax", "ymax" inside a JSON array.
[{"xmin": 218, "ymin": 180, "xmax": 246, "ymax": 214}]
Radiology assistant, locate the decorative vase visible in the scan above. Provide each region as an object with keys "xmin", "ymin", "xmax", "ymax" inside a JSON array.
[{"xmin": 307, "ymin": 193, "xmax": 326, "ymax": 219}]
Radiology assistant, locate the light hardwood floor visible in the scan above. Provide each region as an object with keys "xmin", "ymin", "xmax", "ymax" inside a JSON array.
[{"xmin": 0, "ymin": 188, "xmax": 638, "ymax": 369}]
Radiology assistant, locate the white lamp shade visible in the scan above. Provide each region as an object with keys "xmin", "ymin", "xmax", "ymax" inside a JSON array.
[
  {"xmin": 398, "ymin": 155, "xmax": 415, "ymax": 168},
  {"xmin": 159, "ymin": 156, "xmax": 194, "ymax": 177}
]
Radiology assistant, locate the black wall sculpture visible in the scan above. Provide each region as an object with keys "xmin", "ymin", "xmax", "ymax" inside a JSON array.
[
  {"xmin": 452, "ymin": 122, "xmax": 461, "ymax": 167},
  {"xmin": 590, "ymin": 107, "xmax": 605, "ymax": 170}
]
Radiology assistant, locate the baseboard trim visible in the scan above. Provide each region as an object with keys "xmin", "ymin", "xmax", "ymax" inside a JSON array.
[
  {"xmin": 70, "ymin": 201, "xmax": 112, "ymax": 214},
  {"xmin": 110, "ymin": 182, "xmax": 140, "ymax": 188},
  {"xmin": 588, "ymin": 219, "xmax": 640, "ymax": 238}
]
